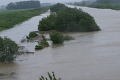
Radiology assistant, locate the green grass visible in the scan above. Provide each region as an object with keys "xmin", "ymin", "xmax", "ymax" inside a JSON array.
[{"xmin": 0, "ymin": 7, "xmax": 49, "ymax": 31}]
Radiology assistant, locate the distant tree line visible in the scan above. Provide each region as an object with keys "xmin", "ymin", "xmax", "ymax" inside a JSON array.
[
  {"xmin": 6, "ymin": 0, "xmax": 41, "ymax": 10},
  {"xmin": 96, "ymin": 0, "xmax": 120, "ymax": 3}
]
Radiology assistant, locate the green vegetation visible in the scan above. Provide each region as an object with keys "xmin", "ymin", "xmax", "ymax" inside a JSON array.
[
  {"xmin": 28, "ymin": 31, "xmax": 38, "ymax": 38},
  {"xmin": 71, "ymin": 0, "xmax": 120, "ymax": 10},
  {"xmin": 6, "ymin": 0, "xmax": 41, "ymax": 10},
  {"xmin": 88, "ymin": 3, "xmax": 120, "ymax": 10},
  {"xmin": 35, "ymin": 35, "xmax": 49, "ymax": 50},
  {"xmin": 0, "ymin": 7, "xmax": 49, "ymax": 31},
  {"xmin": 0, "ymin": 37, "xmax": 18, "ymax": 62},
  {"xmin": 38, "ymin": 14, "xmax": 56, "ymax": 31},
  {"xmin": 35, "ymin": 45, "xmax": 44, "ymax": 50},
  {"xmin": 50, "ymin": 3, "xmax": 67, "ymax": 12},
  {"xmin": 96, "ymin": 0, "xmax": 120, "ymax": 3},
  {"xmin": 50, "ymin": 32, "xmax": 64, "ymax": 44},
  {"xmin": 38, "ymin": 3, "xmax": 100, "ymax": 32},
  {"xmin": 39, "ymin": 72, "xmax": 61, "ymax": 80}
]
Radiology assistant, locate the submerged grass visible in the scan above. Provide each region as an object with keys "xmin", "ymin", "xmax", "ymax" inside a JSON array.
[{"xmin": 0, "ymin": 7, "xmax": 49, "ymax": 31}]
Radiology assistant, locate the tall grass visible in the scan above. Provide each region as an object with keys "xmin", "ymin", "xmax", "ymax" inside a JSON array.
[{"xmin": 0, "ymin": 7, "xmax": 49, "ymax": 31}]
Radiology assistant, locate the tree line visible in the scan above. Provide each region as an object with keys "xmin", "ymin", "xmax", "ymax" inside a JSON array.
[
  {"xmin": 6, "ymin": 0, "xmax": 41, "ymax": 10},
  {"xmin": 96, "ymin": 0, "xmax": 120, "ymax": 3}
]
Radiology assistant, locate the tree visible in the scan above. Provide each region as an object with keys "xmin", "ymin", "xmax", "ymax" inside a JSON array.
[
  {"xmin": 6, "ymin": 0, "xmax": 41, "ymax": 10},
  {"xmin": 55, "ymin": 7, "xmax": 100, "ymax": 32},
  {"xmin": 50, "ymin": 3, "xmax": 67, "ymax": 12},
  {"xmin": 38, "ymin": 14, "xmax": 56, "ymax": 31},
  {"xmin": 28, "ymin": 31, "xmax": 38, "ymax": 38},
  {"xmin": 0, "ymin": 37, "xmax": 18, "ymax": 62},
  {"xmin": 50, "ymin": 32, "xmax": 64, "ymax": 44},
  {"xmin": 96, "ymin": 0, "xmax": 120, "ymax": 3},
  {"xmin": 38, "ymin": 3, "xmax": 101, "ymax": 32}
]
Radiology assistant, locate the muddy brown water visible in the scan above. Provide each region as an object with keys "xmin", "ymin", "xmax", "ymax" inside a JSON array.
[{"xmin": 0, "ymin": 6, "xmax": 120, "ymax": 80}]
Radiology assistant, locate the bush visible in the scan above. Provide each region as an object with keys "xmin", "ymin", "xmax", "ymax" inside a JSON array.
[
  {"xmin": 28, "ymin": 31, "xmax": 38, "ymax": 38},
  {"xmin": 0, "ymin": 37, "xmax": 18, "ymax": 62},
  {"xmin": 35, "ymin": 45, "xmax": 44, "ymax": 50},
  {"xmin": 50, "ymin": 32, "xmax": 64, "ymax": 44},
  {"xmin": 35, "ymin": 35, "xmax": 49, "ymax": 50},
  {"xmin": 39, "ymin": 72, "xmax": 61, "ymax": 80},
  {"xmin": 39, "ymin": 40, "xmax": 49, "ymax": 47}
]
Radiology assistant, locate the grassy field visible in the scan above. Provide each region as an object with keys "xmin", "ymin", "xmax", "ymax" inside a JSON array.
[{"xmin": 0, "ymin": 7, "xmax": 49, "ymax": 31}]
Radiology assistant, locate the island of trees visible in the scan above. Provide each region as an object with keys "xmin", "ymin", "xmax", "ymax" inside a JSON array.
[
  {"xmin": 6, "ymin": 0, "xmax": 41, "ymax": 10},
  {"xmin": 38, "ymin": 3, "xmax": 100, "ymax": 32}
]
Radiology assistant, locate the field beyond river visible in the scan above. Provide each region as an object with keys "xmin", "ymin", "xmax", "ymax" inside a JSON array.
[{"xmin": 0, "ymin": 7, "xmax": 49, "ymax": 31}]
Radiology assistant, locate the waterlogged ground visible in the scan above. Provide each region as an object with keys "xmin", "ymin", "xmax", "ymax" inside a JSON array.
[{"xmin": 0, "ymin": 6, "xmax": 120, "ymax": 80}]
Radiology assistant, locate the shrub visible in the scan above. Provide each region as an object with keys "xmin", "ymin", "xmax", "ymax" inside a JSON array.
[
  {"xmin": 39, "ymin": 40, "xmax": 49, "ymax": 47},
  {"xmin": 39, "ymin": 72, "xmax": 61, "ymax": 80},
  {"xmin": 0, "ymin": 37, "xmax": 18, "ymax": 62},
  {"xmin": 35, "ymin": 45, "xmax": 44, "ymax": 50},
  {"xmin": 28, "ymin": 31, "xmax": 38, "ymax": 38},
  {"xmin": 50, "ymin": 32, "xmax": 64, "ymax": 44},
  {"xmin": 35, "ymin": 35, "xmax": 49, "ymax": 50}
]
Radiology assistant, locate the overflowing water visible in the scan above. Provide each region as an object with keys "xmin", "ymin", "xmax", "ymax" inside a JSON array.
[{"xmin": 0, "ymin": 6, "xmax": 120, "ymax": 80}]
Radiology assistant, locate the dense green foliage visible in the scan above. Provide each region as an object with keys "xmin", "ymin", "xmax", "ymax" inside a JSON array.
[
  {"xmin": 50, "ymin": 32, "xmax": 64, "ymax": 44},
  {"xmin": 39, "ymin": 72, "xmax": 61, "ymax": 80},
  {"xmin": 38, "ymin": 14, "xmax": 56, "ymax": 31},
  {"xmin": 55, "ymin": 8, "xmax": 100, "ymax": 32},
  {"xmin": 50, "ymin": 3, "xmax": 67, "ymax": 12},
  {"xmin": 89, "ymin": 0, "xmax": 120, "ymax": 10},
  {"xmin": 28, "ymin": 31, "xmax": 38, "ymax": 38},
  {"xmin": 35, "ymin": 35, "xmax": 49, "ymax": 50},
  {"xmin": 0, "ymin": 7, "xmax": 49, "ymax": 31},
  {"xmin": 0, "ymin": 37, "xmax": 18, "ymax": 62},
  {"xmin": 35, "ymin": 45, "xmax": 44, "ymax": 50},
  {"xmin": 38, "ymin": 3, "xmax": 100, "ymax": 32},
  {"xmin": 71, "ymin": 0, "xmax": 120, "ymax": 10},
  {"xmin": 6, "ymin": 0, "xmax": 41, "ymax": 10},
  {"xmin": 88, "ymin": 3, "xmax": 120, "ymax": 10},
  {"xmin": 96, "ymin": 0, "xmax": 120, "ymax": 3}
]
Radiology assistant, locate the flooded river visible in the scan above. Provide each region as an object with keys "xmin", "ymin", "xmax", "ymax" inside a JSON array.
[{"xmin": 0, "ymin": 6, "xmax": 120, "ymax": 80}]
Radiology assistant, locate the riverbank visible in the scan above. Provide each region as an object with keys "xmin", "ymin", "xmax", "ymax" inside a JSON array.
[
  {"xmin": 70, "ymin": 3, "xmax": 120, "ymax": 10},
  {"xmin": 88, "ymin": 3, "xmax": 120, "ymax": 10},
  {"xmin": 0, "ymin": 7, "xmax": 49, "ymax": 31}
]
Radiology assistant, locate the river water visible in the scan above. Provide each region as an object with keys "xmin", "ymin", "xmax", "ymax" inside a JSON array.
[{"xmin": 0, "ymin": 6, "xmax": 120, "ymax": 80}]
